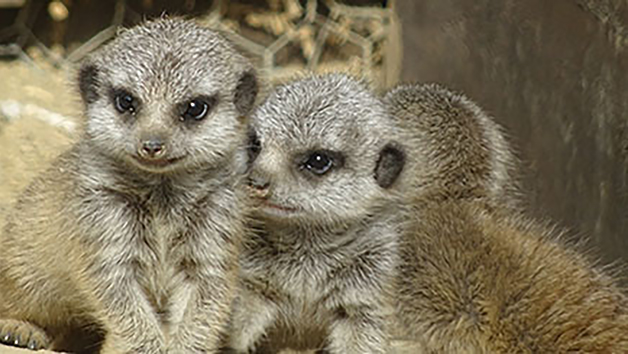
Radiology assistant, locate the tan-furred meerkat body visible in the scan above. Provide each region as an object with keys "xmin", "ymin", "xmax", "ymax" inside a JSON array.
[
  {"xmin": 0, "ymin": 18, "xmax": 258, "ymax": 353},
  {"xmin": 386, "ymin": 84, "xmax": 628, "ymax": 352},
  {"xmin": 387, "ymin": 83, "xmax": 521, "ymax": 209},
  {"xmin": 226, "ymin": 74, "xmax": 407, "ymax": 353}
]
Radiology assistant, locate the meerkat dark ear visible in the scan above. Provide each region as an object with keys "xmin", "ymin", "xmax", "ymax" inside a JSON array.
[
  {"xmin": 78, "ymin": 63, "xmax": 100, "ymax": 105},
  {"xmin": 374, "ymin": 143, "xmax": 405, "ymax": 189},
  {"xmin": 234, "ymin": 70, "xmax": 258, "ymax": 116}
]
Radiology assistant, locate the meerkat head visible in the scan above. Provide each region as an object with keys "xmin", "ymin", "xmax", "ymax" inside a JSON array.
[
  {"xmin": 246, "ymin": 74, "xmax": 405, "ymax": 227},
  {"xmin": 77, "ymin": 18, "xmax": 258, "ymax": 174},
  {"xmin": 384, "ymin": 83, "xmax": 520, "ymax": 206}
]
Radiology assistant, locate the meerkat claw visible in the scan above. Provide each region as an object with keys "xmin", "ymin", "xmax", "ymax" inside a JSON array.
[{"xmin": 0, "ymin": 319, "xmax": 50, "ymax": 350}]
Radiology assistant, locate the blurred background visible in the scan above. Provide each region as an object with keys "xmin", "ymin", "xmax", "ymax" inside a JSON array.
[{"xmin": 0, "ymin": 0, "xmax": 626, "ymax": 287}]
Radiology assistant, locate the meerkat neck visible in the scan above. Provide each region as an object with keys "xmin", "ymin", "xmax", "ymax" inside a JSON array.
[{"xmin": 258, "ymin": 215, "xmax": 378, "ymax": 252}]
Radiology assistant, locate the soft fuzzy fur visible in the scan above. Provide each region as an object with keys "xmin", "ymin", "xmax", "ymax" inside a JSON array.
[
  {"xmin": 226, "ymin": 74, "xmax": 407, "ymax": 354},
  {"xmin": 0, "ymin": 18, "xmax": 258, "ymax": 354},
  {"xmin": 386, "ymin": 83, "xmax": 628, "ymax": 353}
]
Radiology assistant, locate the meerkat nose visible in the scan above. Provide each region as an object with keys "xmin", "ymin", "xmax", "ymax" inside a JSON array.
[
  {"xmin": 249, "ymin": 176, "xmax": 270, "ymax": 191},
  {"xmin": 247, "ymin": 171, "xmax": 271, "ymax": 198},
  {"xmin": 140, "ymin": 139, "xmax": 166, "ymax": 158}
]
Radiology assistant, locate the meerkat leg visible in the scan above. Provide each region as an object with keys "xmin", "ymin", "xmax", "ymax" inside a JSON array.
[
  {"xmin": 0, "ymin": 319, "xmax": 50, "ymax": 350},
  {"xmin": 80, "ymin": 221, "xmax": 164, "ymax": 352},
  {"xmin": 326, "ymin": 305, "xmax": 389, "ymax": 354},
  {"xmin": 168, "ymin": 280, "xmax": 233, "ymax": 352},
  {"xmin": 228, "ymin": 294, "xmax": 279, "ymax": 353},
  {"xmin": 93, "ymin": 273, "xmax": 166, "ymax": 353}
]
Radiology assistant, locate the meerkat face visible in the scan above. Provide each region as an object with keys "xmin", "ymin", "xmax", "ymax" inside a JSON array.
[
  {"xmin": 77, "ymin": 18, "xmax": 257, "ymax": 173},
  {"xmin": 247, "ymin": 74, "xmax": 405, "ymax": 226}
]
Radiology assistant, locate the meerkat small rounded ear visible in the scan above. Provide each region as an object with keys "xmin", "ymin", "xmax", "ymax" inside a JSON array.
[
  {"xmin": 78, "ymin": 63, "xmax": 100, "ymax": 105},
  {"xmin": 375, "ymin": 143, "xmax": 405, "ymax": 189},
  {"xmin": 234, "ymin": 70, "xmax": 258, "ymax": 116}
]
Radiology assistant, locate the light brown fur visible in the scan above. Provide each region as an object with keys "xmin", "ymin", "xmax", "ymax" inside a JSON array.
[
  {"xmin": 0, "ymin": 18, "xmax": 258, "ymax": 354},
  {"xmin": 386, "ymin": 84, "xmax": 628, "ymax": 353},
  {"xmin": 386, "ymin": 83, "xmax": 521, "ymax": 209},
  {"xmin": 398, "ymin": 200, "xmax": 628, "ymax": 353}
]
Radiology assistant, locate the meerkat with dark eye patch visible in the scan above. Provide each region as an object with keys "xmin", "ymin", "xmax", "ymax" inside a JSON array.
[
  {"xmin": 385, "ymin": 84, "xmax": 628, "ymax": 352},
  {"xmin": 224, "ymin": 73, "xmax": 407, "ymax": 354},
  {"xmin": 0, "ymin": 18, "xmax": 258, "ymax": 354}
]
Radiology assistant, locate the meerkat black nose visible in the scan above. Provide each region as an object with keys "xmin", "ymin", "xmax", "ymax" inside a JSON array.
[
  {"xmin": 249, "ymin": 176, "xmax": 270, "ymax": 191},
  {"xmin": 140, "ymin": 139, "xmax": 165, "ymax": 158},
  {"xmin": 248, "ymin": 171, "xmax": 271, "ymax": 194}
]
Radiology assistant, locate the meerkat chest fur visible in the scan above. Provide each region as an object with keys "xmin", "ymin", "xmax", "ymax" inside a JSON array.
[
  {"xmin": 245, "ymin": 223, "xmax": 375, "ymax": 302},
  {"xmin": 74, "ymin": 156, "xmax": 244, "ymax": 315},
  {"xmin": 129, "ymin": 183, "xmax": 213, "ymax": 312}
]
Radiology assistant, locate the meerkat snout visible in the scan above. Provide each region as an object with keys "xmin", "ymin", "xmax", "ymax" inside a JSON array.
[
  {"xmin": 139, "ymin": 137, "xmax": 166, "ymax": 159},
  {"xmin": 248, "ymin": 170, "xmax": 270, "ymax": 192},
  {"xmin": 247, "ymin": 169, "xmax": 272, "ymax": 201}
]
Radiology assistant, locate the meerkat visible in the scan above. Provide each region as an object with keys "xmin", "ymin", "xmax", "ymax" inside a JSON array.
[
  {"xmin": 225, "ymin": 73, "xmax": 407, "ymax": 353},
  {"xmin": 385, "ymin": 84, "xmax": 628, "ymax": 352},
  {"xmin": 0, "ymin": 18, "xmax": 258, "ymax": 354},
  {"xmin": 385, "ymin": 83, "xmax": 521, "ymax": 210}
]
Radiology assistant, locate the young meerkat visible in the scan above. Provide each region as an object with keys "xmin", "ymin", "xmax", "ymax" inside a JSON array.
[
  {"xmin": 0, "ymin": 18, "xmax": 258, "ymax": 354},
  {"xmin": 226, "ymin": 73, "xmax": 407, "ymax": 353},
  {"xmin": 386, "ymin": 83, "xmax": 521, "ymax": 210},
  {"xmin": 386, "ymin": 84, "xmax": 628, "ymax": 352}
]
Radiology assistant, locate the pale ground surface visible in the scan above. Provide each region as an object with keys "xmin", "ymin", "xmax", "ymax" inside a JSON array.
[{"xmin": 0, "ymin": 59, "xmax": 420, "ymax": 353}]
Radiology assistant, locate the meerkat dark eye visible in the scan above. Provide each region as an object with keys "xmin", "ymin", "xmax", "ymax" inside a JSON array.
[
  {"xmin": 183, "ymin": 99, "xmax": 208, "ymax": 121},
  {"xmin": 302, "ymin": 151, "xmax": 334, "ymax": 175},
  {"xmin": 182, "ymin": 96, "xmax": 217, "ymax": 122},
  {"xmin": 114, "ymin": 91, "xmax": 137, "ymax": 114}
]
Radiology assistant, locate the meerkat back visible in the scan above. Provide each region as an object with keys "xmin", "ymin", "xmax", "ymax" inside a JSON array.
[
  {"xmin": 385, "ymin": 83, "xmax": 521, "ymax": 210},
  {"xmin": 0, "ymin": 18, "xmax": 258, "ymax": 353},
  {"xmin": 385, "ymin": 84, "xmax": 628, "ymax": 352},
  {"xmin": 399, "ymin": 201, "xmax": 628, "ymax": 353}
]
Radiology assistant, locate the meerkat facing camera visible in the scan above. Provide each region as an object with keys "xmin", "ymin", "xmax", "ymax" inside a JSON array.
[
  {"xmin": 0, "ymin": 18, "xmax": 257, "ymax": 353},
  {"xmin": 385, "ymin": 84, "xmax": 628, "ymax": 352},
  {"xmin": 226, "ymin": 73, "xmax": 406, "ymax": 353}
]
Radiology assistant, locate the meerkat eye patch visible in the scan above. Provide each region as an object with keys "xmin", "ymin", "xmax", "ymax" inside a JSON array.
[
  {"xmin": 375, "ymin": 143, "xmax": 405, "ymax": 188},
  {"xmin": 234, "ymin": 70, "xmax": 258, "ymax": 115},
  {"xmin": 113, "ymin": 89, "xmax": 139, "ymax": 115},
  {"xmin": 177, "ymin": 95, "xmax": 218, "ymax": 122},
  {"xmin": 78, "ymin": 63, "xmax": 99, "ymax": 105},
  {"xmin": 299, "ymin": 150, "xmax": 345, "ymax": 176},
  {"xmin": 185, "ymin": 96, "xmax": 217, "ymax": 121}
]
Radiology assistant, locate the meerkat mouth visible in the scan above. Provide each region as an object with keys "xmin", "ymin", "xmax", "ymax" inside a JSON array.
[
  {"xmin": 245, "ymin": 185, "xmax": 301, "ymax": 215},
  {"xmin": 131, "ymin": 155, "xmax": 185, "ymax": 170}
]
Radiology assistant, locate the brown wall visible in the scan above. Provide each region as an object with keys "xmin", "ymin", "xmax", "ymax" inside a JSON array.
[{"xmin": 397, "ymin": 0, "xmax": 628, "ymax": 281}]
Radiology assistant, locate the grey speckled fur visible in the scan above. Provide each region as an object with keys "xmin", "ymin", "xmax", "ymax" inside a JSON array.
[
  {"xmin": 0, "ymin": 18, "xmax": 258, "ymax": 354},
  {"xmin": 226, "ymin": 74, "xmax": 407, "ymax": 353}
]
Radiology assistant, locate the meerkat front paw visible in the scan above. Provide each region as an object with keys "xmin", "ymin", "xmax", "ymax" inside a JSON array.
[{"xmin": 0, "ymin": 319, "xmax": 51, "ymax": 350}]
